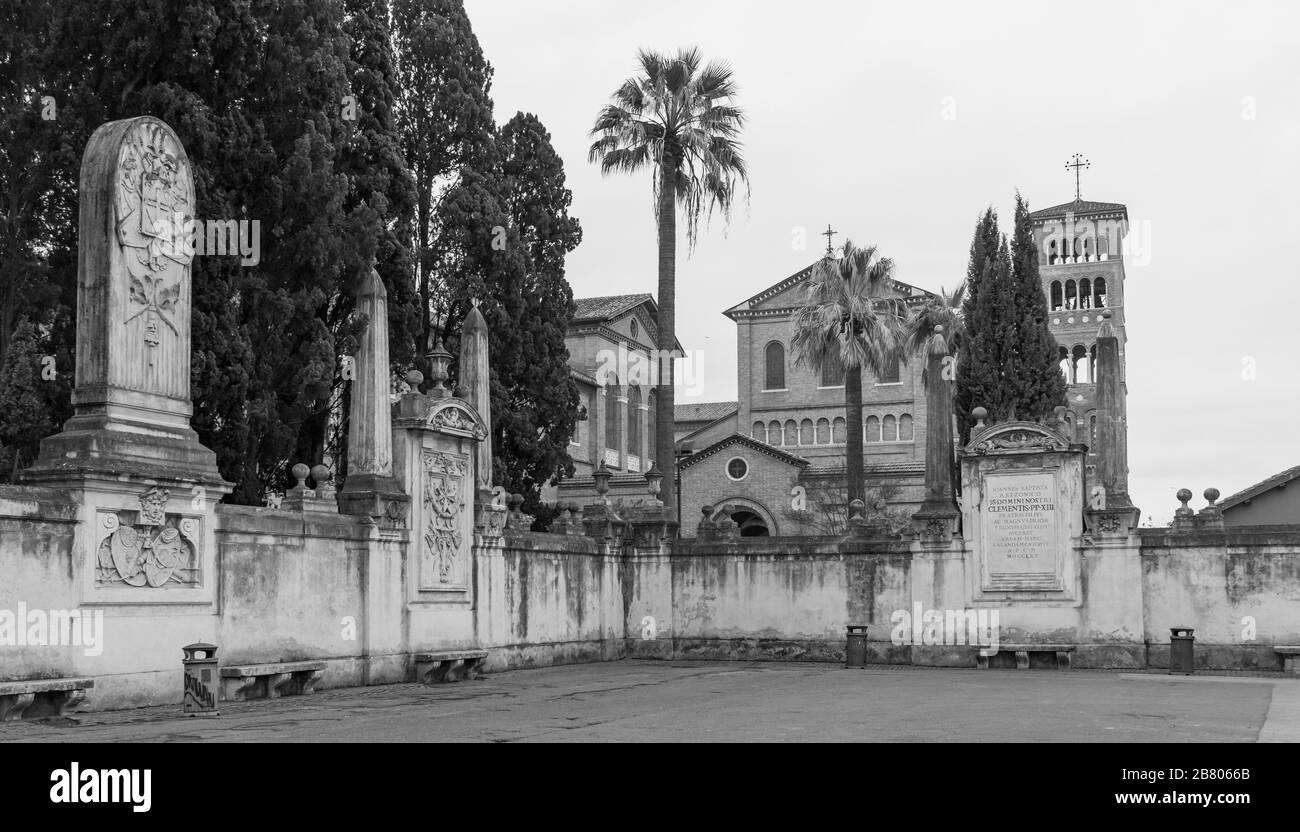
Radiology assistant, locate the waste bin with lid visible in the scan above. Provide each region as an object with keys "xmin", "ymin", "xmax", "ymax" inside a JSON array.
[
  {"xmin": 846, "ymin": 625, "xmax": 870, "ymax": 668},
  {"xmin": 182, "ymin": 642, "xmax": 220, "ymax": 715},
  {"xmin": 1169, "ymin": 627, "xmax": 1195, "ymax": 675}
]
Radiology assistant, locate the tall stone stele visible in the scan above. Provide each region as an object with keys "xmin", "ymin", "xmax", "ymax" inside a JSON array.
[
  {"xmin": 24, "ymin": 116, "xmax": 227, "ymax": 489},
  {"xmin": 23, "ymin": 116, "xmax": 230, "ymax": 604}
]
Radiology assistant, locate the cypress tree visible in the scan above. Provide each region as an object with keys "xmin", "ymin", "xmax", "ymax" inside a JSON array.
[
  {"xmin": 955, "ymin": 198, "xmax": 1066, "ymax": 446},
  {"xmin": 1010, "ymin": 192, "xmax": 1067, "ymax": 421}
]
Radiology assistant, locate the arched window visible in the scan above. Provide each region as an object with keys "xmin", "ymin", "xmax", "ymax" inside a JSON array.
[
  {"xmin": 1065, "ymin": 280, "xmax": 1077, "ymax": 310},
  {"xmin": 1048, "ymin": 239, "xmax": 1059, "ymax": 265},
  {"xmin": 1093, "ymin": 277, "xmax": 1107, "ymax": 308},
  {"xmin": 1073, "ymin": 237, "xmax": 1084, "ymax": 261},
  {"xmin": 1050, "ymin": 281, "xmax": 1063, "ymax": 311},
  {"xmin": 765, "ymin": 342, "xmax": 786, "ymax": 390},
  {"xmin": 1079, "ymin": 278, "xmax": 1091, "ymax": 309},
  {"xmin": 882, "ymin": 415, "xmax": 898, "ymax": 441},
  {"xmin": 627, "ymin": 385, "xmax": 641, "ymax": 455},
  {"xmin": 799, "ymin": 418, "xmax": 814, "ymax": 445},
  {"xmin": 1059, "ymin": 346, "xmax": 1072, "ymax": 383},
  {"xmin": 820, "ymin": 353, "xmax": 845, "ymax": 387},
  {"xmin": 1089, "ymin": 344, "xmax": 1098, "ymax": 382},
  {"xmin": 604, "ymin": 377, "xmax": 620, "ymax": 454},
  {"xmin": 768, "ymin": 420, "xmax": 782, "ymax": 446},
  {"xmin": 899, "ymin": 414, "xmax": 914, "ymax": 441},
  {"xmin": 646, "ymin": 390, "xmax": 656, "ymax": 465},
  {"xmin": 816, "ymin": 418, "xmax": 830, "ymax": 444},
  {"xmin": 865, "ymin": 416, "xmax": 880, "ymax": 443},
  {"xmin": 1072, "ymin": 345, "xmax": 1089, "ymax": 384},
  {"xmin": 752, "ymin": 421, "xmax": 766, "ymax": 442},
  {"xmin": 783, "ymin": 420, "xmax": 798, "ymax": 446},
  {"xmin": 833, "ymin": 417, "xmax": 846, "ymax": 444}
]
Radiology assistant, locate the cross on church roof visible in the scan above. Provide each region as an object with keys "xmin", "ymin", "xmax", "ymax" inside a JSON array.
[
  {"xmin": 1065, "ymin": 153, "xmax": 1090, "ymax": 200},
  {"xmin": 822, "ymin": 224, "xmax": 837, "ymax": 256}
]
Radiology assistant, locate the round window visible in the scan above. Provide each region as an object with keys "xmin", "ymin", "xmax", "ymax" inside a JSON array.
[{"xmin": 726, "ymin": 457, "xmax": 748, "ymax": 481}]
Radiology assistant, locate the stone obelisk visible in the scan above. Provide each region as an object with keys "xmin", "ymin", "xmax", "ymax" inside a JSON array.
[
  {"xmin": 911, "ymin": 326, "xmax": 960, "ymax": 538},
  {"xmin": 24, "ymin": 116, "xmax": 226, "ymax": 490},
  {"xmin": 458, "ymin": 300, "xmax": 493, "ymax": 498},
  {"xmin": 1085, "ymin": 309, "xmax": 1139, "ymax": 534},
  {"xmin": 337, "ymin": 263, "xmax": 407, "ymax": 521}
]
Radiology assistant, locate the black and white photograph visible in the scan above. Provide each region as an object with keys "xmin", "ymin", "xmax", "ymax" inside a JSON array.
[{"xmin": 0, "ymin": 0, "xmax": 1295, "ymax": 807}]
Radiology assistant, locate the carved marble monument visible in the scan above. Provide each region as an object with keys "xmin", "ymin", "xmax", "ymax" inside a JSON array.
[
  {"xmin": 23, "ymin": 116, "xmax": 226, "ymax": 488},
  {"xmin": 22, "ymin": 116, "xmax": 230, "ymax": 604},
  {"xmin": 961, "ymin": 417, "xmax": 1086, "ymax": 600}
]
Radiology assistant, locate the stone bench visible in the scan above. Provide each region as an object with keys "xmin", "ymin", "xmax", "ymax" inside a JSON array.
[
  {"xmin": 0, "ymin": 678, "xmax": 94, "ymax": 721},
  {"xmin": 977, "ymin": 644, "xmax": 1075, "ymax": 670},
  {"xmin": 1275, "ymin": 646, "xmax": 1300, "ymax": 676},
  {"xmin": 414, "ymin": 650, "xmax": 488, "ymax": 684},
  {"xmin": 219, "ymin": 661, "xmax": 326, "ymax": 702}
]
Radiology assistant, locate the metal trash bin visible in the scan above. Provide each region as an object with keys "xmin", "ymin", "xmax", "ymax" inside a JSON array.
[
  {"xmin": 182, "ymin": 642, "xmax": 220, "ymax": 715},
  {"xmin": 846, "ymin": 625, "xmax": 870, "ymax": 668},
  {"xmin": 1169, "ymin": 627, "xmax": 1195, "ymax": 675}
]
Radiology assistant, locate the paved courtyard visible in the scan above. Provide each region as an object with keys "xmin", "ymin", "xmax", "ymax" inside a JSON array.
[{"xmin": 2, "ymin": 660, "xmax": 1297, "ymax": 743}]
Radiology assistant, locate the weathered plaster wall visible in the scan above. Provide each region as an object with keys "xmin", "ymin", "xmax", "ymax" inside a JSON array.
[
  {"xmin": 655, "ymin": 537, "xmax": 912, "ymax": 663},
  {"xmin": 1140, "ymin": 527, "xmax": 1300, "ymax": 671}
]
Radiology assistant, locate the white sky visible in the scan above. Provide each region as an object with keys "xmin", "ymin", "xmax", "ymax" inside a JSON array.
[{"xmin": 465, "ymin": 0, "xmax": 1300, "ymax": 524}]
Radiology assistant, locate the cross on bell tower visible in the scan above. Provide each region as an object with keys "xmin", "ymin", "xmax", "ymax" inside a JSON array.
[{"xmin": 1065, "ymin": 153, "xmax": 1090, "ymax": 200}]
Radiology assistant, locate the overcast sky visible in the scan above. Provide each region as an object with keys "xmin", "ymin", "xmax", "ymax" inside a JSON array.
[{"xmin": 464, "ymin": 0, "xmax": 1300, "ymax": 524}]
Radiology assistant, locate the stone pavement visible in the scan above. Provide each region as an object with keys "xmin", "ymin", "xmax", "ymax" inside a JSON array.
[{"xmin": 1, "ymin": 660, "xmax": 1295, "ymax": 742}]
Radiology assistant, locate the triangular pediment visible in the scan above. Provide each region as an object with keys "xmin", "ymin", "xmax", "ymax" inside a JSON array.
[{"xmin": 725, "ymin": 261, "xmax": 937, "ymax": 319}]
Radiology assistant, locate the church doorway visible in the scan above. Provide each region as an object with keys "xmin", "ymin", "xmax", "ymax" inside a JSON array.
[{"xmin": 729, "ymin": 510, "xmax": 770, "ymax": 537}]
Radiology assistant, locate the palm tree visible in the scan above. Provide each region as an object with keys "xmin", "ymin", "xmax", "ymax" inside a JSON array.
[
  {"xmin": 588, "ymin": 47, "xmax": 749, "ymax": 520},
  {"xmin": 792, "ymin": 241, "xmax": 905, "ymax": 505}
]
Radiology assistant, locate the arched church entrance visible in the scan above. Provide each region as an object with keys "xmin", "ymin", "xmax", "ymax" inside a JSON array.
[{"xmin": 712, "ymin": 499, "xmax": 777, "ymax": 536}]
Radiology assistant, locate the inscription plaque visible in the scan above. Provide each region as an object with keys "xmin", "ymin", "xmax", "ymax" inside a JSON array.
[{"xmin": 981, "ymin": 471, "xmax": 1063, "ymax": 590}]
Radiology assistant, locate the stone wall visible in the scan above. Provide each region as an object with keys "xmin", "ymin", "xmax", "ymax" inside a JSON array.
[{"xmin": 1139, "ymin": 526, "xmax": 1300, "ymax": 670}]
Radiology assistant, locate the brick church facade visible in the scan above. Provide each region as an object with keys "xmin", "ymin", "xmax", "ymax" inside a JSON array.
[{"xmin": 551, "ymin": 195, "xmax": 1131, "ymax": 536}]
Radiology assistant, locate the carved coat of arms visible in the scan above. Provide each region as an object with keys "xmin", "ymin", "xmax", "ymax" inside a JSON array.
[
  {"xmin": 423, "ymin": 452, "xmax": 467, "ymax": 584},
  {"xmin": 95, "ymin": 488, "xmax": 201, "ymax": 588},
  {"xmin": 115, "ymin": 122, "xmax": 193, "ymax": 357}
]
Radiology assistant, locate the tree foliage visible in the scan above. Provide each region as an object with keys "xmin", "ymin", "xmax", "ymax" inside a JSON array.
[{"xmin": 954, "ymin": 199, "xmax": 1065, "ymax": 445}]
